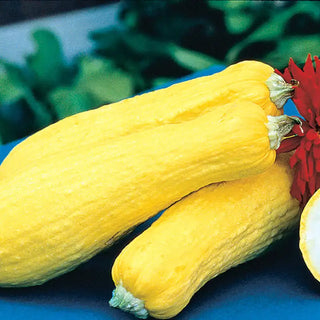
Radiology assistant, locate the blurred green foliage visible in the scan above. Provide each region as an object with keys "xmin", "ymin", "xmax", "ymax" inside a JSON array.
[{"xmin": 0, "ymin": 0, "xmax": 319, "ymax": 144}]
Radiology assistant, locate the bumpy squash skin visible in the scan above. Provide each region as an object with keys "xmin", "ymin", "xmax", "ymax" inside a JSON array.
[
  {"xmin": 111, "ymin": 154, "xmax": 300, "ymax": 319},
  {"xmin": 0, "ymin": 60, "xmax": 281, "ymax": 177},
  {"xmin": 0, "ymin": 101, "xmax": 276, "ymax": 287}
]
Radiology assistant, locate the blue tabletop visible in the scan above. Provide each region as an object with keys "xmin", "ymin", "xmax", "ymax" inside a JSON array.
[{"xmin": 1, "ymin": 66, "xmax": 319, "ymax": 320}]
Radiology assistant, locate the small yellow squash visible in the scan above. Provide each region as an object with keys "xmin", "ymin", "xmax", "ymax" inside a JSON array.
[
  {"xmin": 0, "ymin": 101, "xmax": 296, "ymax": 287},
  {"xmin": 110, "ymin": 153, "xmax": 301, "ymax": 319}
]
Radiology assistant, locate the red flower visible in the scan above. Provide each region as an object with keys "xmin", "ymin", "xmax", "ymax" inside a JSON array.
[{"xmin": 276, "ymin": 54, "xmax": 320, "ymax": 207}]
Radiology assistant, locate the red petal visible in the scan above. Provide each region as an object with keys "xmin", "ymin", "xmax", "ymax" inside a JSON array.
[
  {"xmin": 285, "ymin": 55, "xmax": 320, "ymax": 125},
  {"xmin": 313, "ymin": 144, "xmax": 320, "ymax": 159},
  {"xmin": 316, "ymin": 159, "xmax": 320, "ymax": 172},
  {"xmin": 292, "ymin": 119, "xmax": 310, "ymax": 136},
  {"xmin": 305, "ymin": 141, "xmax": 312, "ymax": 151},
  {"xmin": 282, "ymin": 56, "xmax": 320, "ymax": 207},
  {"xmin": 277, "ymin": 136, "xmax": 302, "ymax": 153},
  {"xmin": 307, "ymin": 151, "xmax": 315, "ymax": 179},
  {"xmin": 289, "ymin": 152, "xmax": 299, "ymax": 168},
  {"xmin": 314, "ymin": 137, "xmax": 320, "ymax": 145},
  {"xmin": 275, "ymin": 67, "xmax": 292, "ymax": 83},
  {"xmin": 315, "ymin": 56, "xmax": 320, "ymax": 79},
  {"xmin": 308, "ymin": 173, "xmax": 316, "ymax": 195},
  {"xmin": 288, "ymin": 58, "xmax": 305, "ymax": 85},
  {"xmin": 291, "ymin": 186, "xmax": 302, "ymax": 203},
  {"xmin": 303, "ymin": 54, "xmax": 315, "ymax": 77},
  {"xmin": 296, "ymin": 168, "xmax": 306, "ymax": 195},
  {"xmin": 301, "ymin": 155, "xmax": 309, "ymax": 181},
  {"xmin": 291, "ymin": 170, "xmax": 303, "ymax": 202},
  {"xmin": 306, "ymin": 128, "xmax": 318, "ymax": 141},
  {"xmin": 296, "ymin": 142, "xmax": 307, "ymax": 160}
]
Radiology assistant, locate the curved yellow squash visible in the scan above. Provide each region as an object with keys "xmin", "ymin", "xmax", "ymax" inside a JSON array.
[
  {"xmin": 0, "ymin": 60, "xmax": 292, "ymax": 177},
  {"xmin": 0, "ymin": 101, "xmax": 292, "ymax": 287},
  {"xmin": 110, "ymin": 154, "xmax": 301, "ymax": 319}
]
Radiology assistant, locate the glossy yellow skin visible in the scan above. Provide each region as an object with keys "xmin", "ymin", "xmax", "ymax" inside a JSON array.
[
  {"xmin": 0, "ymin": 101, "xmax": 276, "ymax": 287},
  {"xmin": 0, "ymin": 60, "xmax": 280, "ymax": 177},
  {"xmin": 111, "ymin": 154, "xmax": 300, "ymax": 319}
]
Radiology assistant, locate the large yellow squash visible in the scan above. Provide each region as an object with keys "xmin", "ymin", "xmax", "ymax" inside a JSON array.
[
  {"xmin": 0, "ymin": 60, "xmax": 292, "ymax": 177},
  {"xmin": 0, "ymin": 101, "xmax": 296, "ymax": 287},
  {"xmin": 109, "ymin": 153, "xmax": 301, "ymax": 319}
]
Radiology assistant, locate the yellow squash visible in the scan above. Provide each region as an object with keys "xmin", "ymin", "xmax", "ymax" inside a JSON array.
[
  {"xmin": 0, "ymin": 60, "xmax": 293, "ymax": 177},
  {"xmin": 0, "ymin": 101, "xmax": 296, "ymax": 287},
  {"xmin": 110, "ymin": 153, "xmax": 301, "ymax": 319}
]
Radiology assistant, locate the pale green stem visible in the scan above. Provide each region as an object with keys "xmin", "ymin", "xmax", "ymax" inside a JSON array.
[
  {"xmin": 267, "ymin": 115, "xmax": 302, "ymax": 150},
  {"xmin": 109, "ymin": 282, "xmax": 149, "ymax": 319},
  {"xmin": 266, "ymin": 72, "xmax": 295, "ymax": 109}
]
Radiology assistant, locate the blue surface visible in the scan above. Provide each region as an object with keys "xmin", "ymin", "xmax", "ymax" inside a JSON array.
[{"xmin": 0, "ymin": 65, "xmax": 319, "ymax": 320}]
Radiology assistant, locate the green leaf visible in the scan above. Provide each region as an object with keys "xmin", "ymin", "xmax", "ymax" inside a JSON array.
[
  {"xmin": 24, "ymin": 90, "xmax": 53, "ymax": 127},
  {"xmin": 91, "ymin": 28, "xmax": 167, "ymax": 57},
  {"xmin": 0, "ymin": 115, "xmax": 10, "ymax": 144},
  {"xmin": 0, "ymin": 61, "xmax": 28, "ymax": 105},
  {"xmin": 226, "ymin": 1, "xmax": 320, "ymax": 63},
  {"xmin": 207, "ymin": 0, "xmax": 250, "ymax": 11},
  {"xmin": 120, "ymin": 31, "xmax": 221, "ymax": 71},
  {"xmin": 121, "ymin": 9, "xmax": 139, "ymax": 29},
  {"xmin": 49, "ymin": 87, "xmax": 93, "ymax": 119},
  {"xmin": 168, "ymin": 44, "xmax": 220, "ymax": 72},
  {"xmin": 76, "ymin": 55, "xmax": 114, "ymax": 76},
  {"xmin": 26, "ymin": 29, "xmax": 66, "ymax": 92},
  {"xmin": 263, "ymin": 35, "xmax": 320, "ymax": 69},
  {"xmin": 75, "ymin": 56, "xmax": 134, "ymax": 103},
  {"xmin": 85, "ymin": 69, "xmax": 134, "ymax": 103},
  {"xmin": 91, "ymin": 28, "xmax": 220, "ymax": 76},
  {"xmin": 90, "ymin": 28, "xmax": 124, "ymax": 53},
  {"xmin": 0, "ymin": 74, "xmax": 26, "ymax": 105},
  {"xmin": 225, "ymin": 10, "xmax": 254, "ymax": 34},
  {"xmin": 0, "ymin": 100, "xmax": 37, "ymax": 143},
  {"xmin": 0, "ymin": 60, "xmax": 52, "ymax": 129},
  {"xmin": 49, "ymin": 56, "xmax": 135, "ymax": 119}
]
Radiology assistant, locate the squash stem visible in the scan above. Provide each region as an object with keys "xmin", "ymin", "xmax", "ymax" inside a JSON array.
[
  {"xmin": 109, "ymin": 282, "xmax": 149, "ymax": 319},
  {"xmin": 267, "ymin": 115, "xmax": 302, "ymax": 150},
  {"xmin": 266, "ymin": 72, "xmax": 295, "ymax": 109}
]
